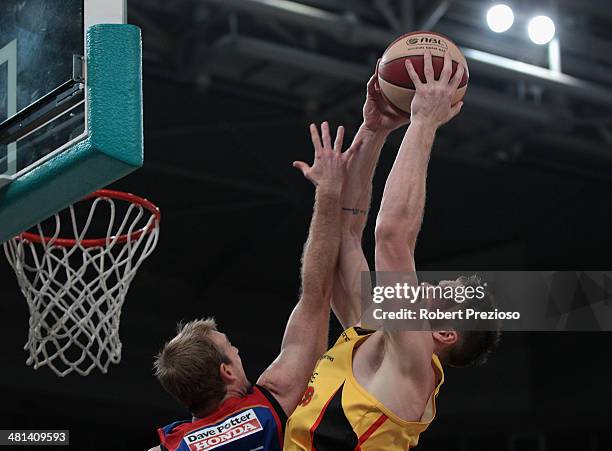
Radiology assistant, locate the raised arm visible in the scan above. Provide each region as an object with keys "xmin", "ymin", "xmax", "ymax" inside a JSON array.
[
  {"xmin": 257, "ymin": 122, "xmax": 353, "ymax": 415},
  {"xmin": 374, "ymin": 51, "xmax": 464, "ymax": 360},
  {"xmin": 332, "ymin": 65, "xmax": 411, "ymax": 330},
  {"xmin": 376, "ymin": 51, "xmax": 463, "ymax": 268}
]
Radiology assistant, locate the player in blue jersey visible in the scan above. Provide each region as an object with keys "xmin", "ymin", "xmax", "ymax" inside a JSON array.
[{"xmin": 149, "ymin": 122, "xmax": 358, "ymax": 451}]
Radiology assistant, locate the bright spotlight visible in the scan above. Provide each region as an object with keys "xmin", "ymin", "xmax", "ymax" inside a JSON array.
[
  {"xmin": 528, "ymin": 15, "xmax": 556, "ymax": 45},
  {"xmin": 486, "ymin": 4, "xmax": 514, "ymax": 33}
]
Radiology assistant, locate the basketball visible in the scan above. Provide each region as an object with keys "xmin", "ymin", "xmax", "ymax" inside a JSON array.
[{"xmin": 378, "ymin": 31, "xmax": 469, "ymax": 114}]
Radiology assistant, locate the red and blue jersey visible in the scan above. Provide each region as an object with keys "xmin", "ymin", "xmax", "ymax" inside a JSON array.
[{"xmin": 157, "ymin": 385, "xmax": 286, "ymax": 451}]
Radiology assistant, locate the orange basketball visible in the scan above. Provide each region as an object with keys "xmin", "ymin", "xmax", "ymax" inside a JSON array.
[{"xmin": 378, "ymin": 31, "xmax": 469, "ymax": 114}]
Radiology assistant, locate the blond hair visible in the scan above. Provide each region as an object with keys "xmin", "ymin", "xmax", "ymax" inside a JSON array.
[{"xmin": 154, "ymin": 318, "xmax": 229, "ymax": 413}]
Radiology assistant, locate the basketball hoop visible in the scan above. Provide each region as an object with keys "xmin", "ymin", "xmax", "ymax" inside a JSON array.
[{"xmin": 3, "ymin": 190, "xmax": 161, "ymax": 377}]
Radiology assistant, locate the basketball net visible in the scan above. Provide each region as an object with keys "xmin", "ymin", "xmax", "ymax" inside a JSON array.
[{"xmin": 3, "ymin": 190, "xmax": 160, "ymax": 377}]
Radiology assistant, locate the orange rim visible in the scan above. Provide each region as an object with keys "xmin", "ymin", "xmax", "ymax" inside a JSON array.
[{"xmin": 18, "ymin": 189, "xmax": 161, "ymax": 248}]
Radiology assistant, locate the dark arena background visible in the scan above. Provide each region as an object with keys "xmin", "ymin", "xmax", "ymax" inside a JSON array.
[{"xmin": 2, "ymin": 0, "xmax": 612, "ymax": 450}]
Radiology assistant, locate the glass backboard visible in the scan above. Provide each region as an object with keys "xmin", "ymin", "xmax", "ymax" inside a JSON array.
[
  {"xmin": 0, "ymin": 0, "xmax": 127, "ymax": 189},
  {"xmin": 0, "ymin": 0, "xmax": 142, "ymax": 244}
]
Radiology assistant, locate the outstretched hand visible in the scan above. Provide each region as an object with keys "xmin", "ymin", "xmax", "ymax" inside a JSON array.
[
  {"xmin": 405, "ymin": 50, "xmax": 465, "ymax": 130},
  {"xmin": 363, "ymin": 60, "xmax": 411, "ymax": 133},
  {"xmin": 293, "ymin": 122, "xmax": 357, "ymax": 194}
]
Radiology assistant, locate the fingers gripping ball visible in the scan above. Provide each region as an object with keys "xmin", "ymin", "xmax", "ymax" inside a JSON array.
[{"xmin": 378, "ymin": 31, "xmax": 469, "ymax": 114}]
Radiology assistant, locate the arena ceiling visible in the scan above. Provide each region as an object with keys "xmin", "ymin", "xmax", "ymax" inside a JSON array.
[{"xmin": 132, "ymin": 0, "xmax": 612, "ymax": 180}]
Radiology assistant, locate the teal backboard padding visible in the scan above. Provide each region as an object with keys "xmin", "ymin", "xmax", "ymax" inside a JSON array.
[{"xmin": 0, "ymin": 24, "xmax": 143, "ymax": 243}]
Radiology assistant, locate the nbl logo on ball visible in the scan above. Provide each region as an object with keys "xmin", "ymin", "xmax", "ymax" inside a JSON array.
[
  {"xmin": 379, "ymin": 31, "xmax": 468, "ymax": 113},
  {"xmin": 407, "ymin": 36, "xmax": 449, "ymax": 49}
]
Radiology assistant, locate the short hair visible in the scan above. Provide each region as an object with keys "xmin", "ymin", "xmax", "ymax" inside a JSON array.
[
  {"xmin": 445, "ymin": 275, "xmax": 502, "ymax": 367},
  {"xmin": 154, "ymin": 318, "xmax": 229, "ymax": 413}
]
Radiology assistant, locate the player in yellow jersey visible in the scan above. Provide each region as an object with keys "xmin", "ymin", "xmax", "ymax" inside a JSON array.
[
  {"xmin": 285, "ymin": 52, "xmax": 501, "ymax": 450},
  {"xmin": 150, "ymin": 123, "xmax": 359, "ymax": 451}
]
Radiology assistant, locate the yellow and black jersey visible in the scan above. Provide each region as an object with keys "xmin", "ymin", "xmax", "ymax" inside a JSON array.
[{"xmin": 284, "ymin": 327, "xmax": 444, "ymax": 450}]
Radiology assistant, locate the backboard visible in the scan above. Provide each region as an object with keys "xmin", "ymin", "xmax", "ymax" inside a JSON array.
[{"xmin": 0, "ymin": 0, "xmax": 142, "ymax": 243}]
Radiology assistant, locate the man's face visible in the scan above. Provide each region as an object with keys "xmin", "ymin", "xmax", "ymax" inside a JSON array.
[
  {"xmin": 421, "ymin": 278, "xmax": 466, "ymax": 345},
  {"xmin": 209, "ymin": 330, "xmax": 250, "ymax": 389}
]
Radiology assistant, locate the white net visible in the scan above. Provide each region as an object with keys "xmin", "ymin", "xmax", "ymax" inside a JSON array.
[{"xmin": 3, "ymin": 192, "xmax": 160, "ymax": 377}]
